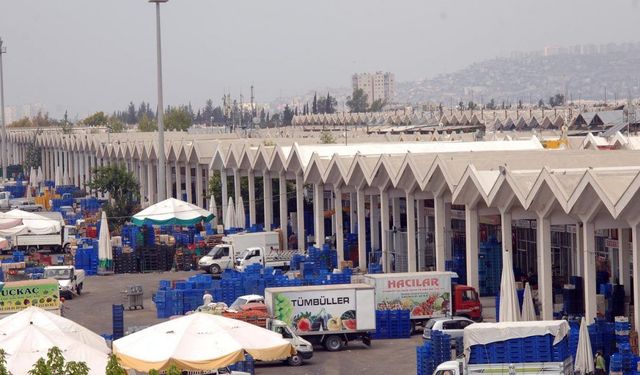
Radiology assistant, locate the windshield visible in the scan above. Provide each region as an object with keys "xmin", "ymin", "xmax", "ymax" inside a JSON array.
[
  {"xmin": 44, "ymin": 268, "xmax": 72, "ymax": 280},
  {"xmin": 208, "ymin": 246, "xmax": 229, "ymax": 259},
  {"xmin": 67, "ymin": 227, "xmax": 77, "ymax": 235},
  {"xmin": 229, "ymin": 298, "xmax": 247, "ymax": 311},
  {"xmin": 424, "ymin": 319, "xmax": 437, "ymax": 330}
]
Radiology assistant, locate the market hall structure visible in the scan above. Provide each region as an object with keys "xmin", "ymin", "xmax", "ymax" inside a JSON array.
[{"xmin": 7, "ymin": 129, "xmax": 640, "ymax": 339}]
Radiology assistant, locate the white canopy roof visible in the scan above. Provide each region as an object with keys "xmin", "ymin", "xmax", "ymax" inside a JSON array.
[
  {"xmin": 464, "ymin": 320, "xmax": 569, "ymax": 352},
  {"xmin": 0, "ymin": 209, "xmax": 62, "ymax": 236}
]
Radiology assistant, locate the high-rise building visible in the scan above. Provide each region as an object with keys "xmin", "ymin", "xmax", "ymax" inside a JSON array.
[{"xmin": 352, "ymin": 72, "xmax": 395, "ymax": 106}]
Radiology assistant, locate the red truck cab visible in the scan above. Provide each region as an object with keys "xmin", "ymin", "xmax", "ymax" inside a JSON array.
[{"xmin": 452, "ymin": 284, "xmax": 482, "ymax": 321}]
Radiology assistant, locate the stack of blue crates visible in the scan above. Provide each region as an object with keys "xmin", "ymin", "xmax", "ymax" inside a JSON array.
[
  {"xmin": 478, "ymin": 237, "xmax": 501, "ymax": 296},
  {"xmin": 368, "ymin": 263, "xmax": 382, "ymax": 274},
  {"xmin": 3, "ymin": 185, "xmax": 26, "ymax": 198},
  {"xmin": 416, "ymin": 341, "xmax": 435, "ymax": 375},
  {"xmin": 615, "ymin": 316, "xmax": 632, "ymax": 349},
  {"xmin": 469, "ymin": 334, "xmax": 570, "ymax": 364},
  {"xmin": 112, "ymin": 304, "xmax": 124, "ymax": 340},
  {"xmin": 373, "ymin": 310, "xmax": 411, "ymax": 339},
  {"xmin": 74, "ymin": 241, "xmax": 99, "ymax": 275},
  {"xmin": 431, "ymin": 331, "xmax": 452, "ymax": 365},
  {"xmin": 228, "ymin": 354, "xmax": 255, "ymax": 375},
  {"xmin": 80, "ymin": 197, "xmax": 101, "ymax": 212},
  {"xmin": 12, "ymin": 250, "xmax": 25, "ymax": 262}
]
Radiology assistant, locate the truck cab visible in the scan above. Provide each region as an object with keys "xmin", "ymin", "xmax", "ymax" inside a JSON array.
[
  {"xmin": 44, "ymin": 266, "xmax": 85, "ymax": 299},
  {"xmin": 452, "ymin": 285, "xmax": 482, "ymax": 321},
  {"xmin": 236, "ymin": 246, "xmax": 265, "ymax": 271},
  {"xmin": 198, "ymin": 244, "xmax": 234, "ymax": 274},
  {"xmin": 433, "ymin": 360, "xmax": 463, "ymax": 375},
  {"xmin": 267, "ymin": 318, "xmax": 314, "ymax": 366}
]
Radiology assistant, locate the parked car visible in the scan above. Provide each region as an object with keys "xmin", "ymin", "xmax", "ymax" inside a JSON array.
[{"xmin": 422, "ymin": 316, "xmax": 475, "ymax": 342}]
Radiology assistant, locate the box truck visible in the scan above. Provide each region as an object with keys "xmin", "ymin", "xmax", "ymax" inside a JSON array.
[
  {"xmin": 363, "ymin": 271, "xmax": 482, "ymax": 332},
  {"xmin": 265, "ymin": 284, "xmax": 376, "ymax": 352},
  {"xmin": 198, "ymin": 231, "xmax": 295, "ymax": 274}
]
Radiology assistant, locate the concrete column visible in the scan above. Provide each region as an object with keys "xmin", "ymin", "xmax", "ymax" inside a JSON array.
[
  {"xmin": 166, "ymin": 164, "xmax": 173, "ymax": 200},
  {"xmin": 582, "ymin": 221, "xmax": 597, "ymax": 323},
  {"xmin": 434, "ymin": 195, "xmax": 447, "ymax": 271},
  {"xmin": 466, "ymin": 204, "xmax": 480, "ymax": 290},
  {"xmin": 221, "ymin": 170, "xmax": 228, "ymax": 225},
  {"xmin": 537, "ymin": 215, "xmax": 553, "ymax": 320},
  {"xmin": 406, "ymin": 191, "xmax": 416, "ymax": 272},
  {"xmin": 147, "ymin": 162, "xmax": 155, "ymax": 204},
  {"xmin": 619, "ymin": 228, "xmax": 631, "ymax": 298},
  {"xmin": 278, "ymin": 172, "xmax": 288, "ymax": 250},
  {"xmin": 185, "ymin": 164, "xmax": 193, "ymax": 204},
  {"xmin": 296, "ymin": 174, "xmax": 305, "ymax": 251},
  {"xmin": 334, "ymin": 186, "xmax": 344, "ymax": 263},
  {"xmin": 380, "ymin": 189, "xmax": 390, "ymax": 272},
  {"xmin": 263, "ymin": 172, "xmax": 273, "ymax": 230},
  {"xmin": 233, "ymin": 169, "xmax": 241, "ymax": 204},
  {"xmin": 631, "ymin": 223, "xmax": 640, "ymax": 342},
  {"xmin": 314, "ymin": 183, "xmax": 324, "ymax": 247},
  {"xmin": 175, "ymin": 162, "xmax": 182, "ymax": 200},
  {"xmin": 392, "ymin": 197, "xmax": 401, "ymax": 261},
  {"xmin": 575, "ymin": 224, "xmax": 584, "ymax": 277},
  {"xmin": 501, "ymin": 209, "xmax": 513, "ymax": 253},
  {"xmin": 357, "ymin": 187, "xmax": 367, "ymax": 269},
  {"xmin": 248, "ymin": 170, "xmax": 256, "ymax": 226},
  {"xmin": 349, "ymin": 193, "xmax": 357, "ymax": 234},
  {"xmin": 417, "ymin": 199, "xmax": 426, "ymax": 269},
  {"xmin": 138, "ymin": 160, "xmax": 146, "ymax": 202},
  {"xmin": 370, "ymin": 195, "xmax": 380, "ymax": 251},
  {"xmin": 196, "ymin": 166, "xmax": 204, "ymax": 208}
]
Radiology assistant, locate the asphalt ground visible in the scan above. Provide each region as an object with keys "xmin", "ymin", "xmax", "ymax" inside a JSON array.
[{"xmin": 65, "ymin": 271, "xmax": 493, "ymax": 375}]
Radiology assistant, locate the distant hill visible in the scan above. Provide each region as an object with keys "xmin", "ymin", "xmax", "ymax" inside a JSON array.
[{"xmin": 397, "ymin": 43, "xmax": 640, "ymax": 105}]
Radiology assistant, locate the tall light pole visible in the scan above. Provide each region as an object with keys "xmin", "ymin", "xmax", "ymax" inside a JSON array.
[
  {"xmin": 150, "ymin": 0, "xmax": 167, "ymax": 201},
  {"xmin": 0, "ymin": 38, "xmax": 7, "ymax": 183}
]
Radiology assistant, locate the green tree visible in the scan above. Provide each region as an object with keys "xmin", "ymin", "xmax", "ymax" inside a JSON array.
[
  {"xmin": 8, "ymin": 117, "xmax": 31, "ymax": 128},
  {"xmin": 312, "ymin": 93, "xmax": 318, "ymax": 114},
  {"xmin": 164, "ymin": 106, "xmax": 193, "ymax": 131},
  {"xmin": 138, "ymin": 113, "xmax": 157, "ymax": 132},
  {"xmin": 537, "ymin": 99, "xmax": 545, "ymax": 108},
  {"xmin": 87, "ymin": 164, "xmax": 140, "ymax": 230},
  {"xmin": 82, "ymin": 111, "xmax": 108, "ymax": 127},
  {"xmin": 485, "ymin": 98, "xmax": 496, "ymax": 110},
  {"xmin": 320, "ymin": 130, "xmax": 336, "ymax": 144},
  {"xmin": 0, "ymin": 349, "xmax": 10, "ymax": 375},
  {"xmin": 468, "ymin": 101, "xmax": 478, "ymax": 110},
  {"xmin": 369, "ymin": 99, "xmax": 386, "ymax": 112},
  {"xmin": 346, "ymin": 88, "xmax": 368, "ymax": 113},
  {"xmin": 324, "ymin": 93, "xmax": 337, "ymax": 114},
  {"xmin": 28, "ymin": 347, "xmax": 89, "ymax": 375},
  {"xmin": 126, "ymin": 102, "xmax": 137, "ymax": 124},
  {"xmin": 105, "ymin": 355, "xmax": 126, "ymax": 375},
  {"xmin": 61, "ymin": 110, "xmax": 73, "ymax": 134},
  {"xmin": 108, "ymin": 116, "xmax": 124, "ymax": 133},
  {"xmin": 24, "ymin": 130, "xmax": 43, "ymax": 171},
  {"xmin": 283, "ymin": 105, "xmax": 294, "ymax": 126}
]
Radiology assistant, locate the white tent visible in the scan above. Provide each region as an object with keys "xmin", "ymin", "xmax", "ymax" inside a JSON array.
[
  {"xmin": 131, "ymin": 198, "xmax": 214, "ymax": 226},
  {"xmin": 574, "ymin": 317, "xmax": 594, "ymax": 375},
  {"xmin": 0, "ymin": 209, "xmax": 62, "ymax": 236},
  {"xmin": 54, "ymin": 166, "xmax": 62, "ymax": 186},
  {"xmin": 521, "ymin": 282, "xmax": 536, "ymax": 321},
  {"xmin": 235, "ymin": 195, "xmax": 245, "ymax": 229},
  {"xmin": 224, "ymin": 197, "xmax": 235, "ymax": 230},
  {"xmin": 498, "ymin": 250, "xmax": 520, "ymax": 322},
  {"xmin": 98, "ymin": 211, "xmax": 112, "ymax": 272},
  {"xmin": 113, "ymin": 312, "xmax": 293, "ymax": 372},
  {"xmin": 209, "ymin": 195, "xmax": 218, "ymax": 228}
]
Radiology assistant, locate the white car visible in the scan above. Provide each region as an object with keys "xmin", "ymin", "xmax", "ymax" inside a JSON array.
[{"xmin": 422, "ymin": 316, "xmax": 475, "ymax": 342}]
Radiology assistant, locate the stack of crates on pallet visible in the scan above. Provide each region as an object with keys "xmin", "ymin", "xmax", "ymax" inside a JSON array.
[
  {"xmin": 478, "ymin": 238, "xmax": 501, "ymax": 296},
  {"xmin": 416, "ymin": 341, "xmax": 435, "ymax": 375},
  {"xmin": 80, "ymin": 197, "xmax": 101, "ymax": 212},
  {"xmin": 112, "ymin": 304, "xmax": 124, "ymax": 340},
  {"xmin": 469, "ymin": 334, "xmax": 570, "ymax": 364},
  {"xmin": 228, "ymin": 354, "xmax": 255, "ymax": 375},
  {"xmin": 616, "ymin": 316, "xmax": 632, "ymax": 349},
  {"xmin": 368, "ymin": 263, "xmax": 382, "ymax": 274},
  {"xmin": 431, "ymin": 331, "xmax": 452, "ymax": 365},
  {"xmin": 74, "ymin": 241, "xmax": 98, "ymax": 275},
  {"xmin": 373, "ymin": 310, "xmax": 390, "ymax": 339}
]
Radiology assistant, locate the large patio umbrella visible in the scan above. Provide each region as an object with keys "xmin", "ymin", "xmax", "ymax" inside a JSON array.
[
  {"xmin": 235, "ymin": 195, "xmax": 246, "ymax": 229},
  {"xmin": 98, "ymin": 211, "xmax": 112, "ymax": 272},
  {"xmin": 224, "ymin": 197, "xmax": 235, "ymax": 230},
  {"xmin": 112, "ymin": 312, "xmax": 294, "ymax": 372},
  {"xmin": 574, "ymin": 317, "xmax": 594, "ymax": 375},
  {"xmin": 209, "ymin": 195, "xmax": 218, "ymax": 228},
  {"xmin": 132, "ymin": 198, "xmax": 214, "ymax": 226},
  {"xmin": 498, "ymin": 250, "xmax": 520, "ymax": 322},
  {"xmin": 521, "ymin": 282, "xmax": 536, "ymax": 321},
  {"xmin": 0, "ymin": 306, "xmax": 109, "ymax": 354}
]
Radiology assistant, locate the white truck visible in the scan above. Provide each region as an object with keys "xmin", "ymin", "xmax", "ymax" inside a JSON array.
[
  {"xmin": 198, "ymin": 231, "xmax": 294, "ymax": 274},
  {"xmin": 434, "ymin": 320, "xmax": 573, "ymax": 375},
  {"xmin": 44, "ymin": 266, "xmax": 86, "ymax": 300},
  {"xmin": 0, "ymin": 191, "xmax": 43, "ymax": 212},
  {"xmin": 13, "ymin": 224, "xmax": 77, "ymax": 254},
  {"xmin": 265, "ymin": 284, "xmax": 376, "ymax": 352}
]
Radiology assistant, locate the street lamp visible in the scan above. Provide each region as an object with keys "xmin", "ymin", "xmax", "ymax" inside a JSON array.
[
  {"xmin": 149, "ymin": 0, "xmax": 168, "ymax": 201},
  {"xmin": 0, "ymin": 38, "xmax": 7, "ymax": 183}
]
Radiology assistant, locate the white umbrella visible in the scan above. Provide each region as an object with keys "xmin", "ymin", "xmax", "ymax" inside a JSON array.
[
  {"xmin": 498, "ymin": 250, "xmax": 520, "ymax": 322},
  {"xmin": 26, "ymin": 184, "xmax": 33, "ymax": 202},
  {"xmin": 98, "ymin": 211, "xmax": 112, "ymax": 272},
  {"xmin": 209, "ymin": 195, "xmax": 218, "ymax": 228},
  {"xmin": 112, "ymin": 312, "xmax": 293, "ymax": 372},
  {"xmin": 574, "ymin": 317, "xmax": 594, "ymax": 375},
  {"xmin": 63, "ymin": 170, "xmax": 70, "ymax": 186},
  {"xmin": 54, "ymin": 166, "xmax": 62, "ymax": 186},
  {"xmin": 37, "ymin": 166, "xmax": 44, "ymax": 184},
  {"xmin": 224, "ymin": 197, "xmax": 235, "ymax": 230},
  {"xmin": 131, "ymin": 198, "xmax": 214, "ymax": 226},
  {"xmin": 521, "ymin": 282, "xmax": 536, "ymax": 321},
  {"xmin": 0, "ymin": 306, "xmax": 109, "ymax": 354},
  {"xmin": 236, "ymin": 195, "xmax": 245, "ymax": 229}
]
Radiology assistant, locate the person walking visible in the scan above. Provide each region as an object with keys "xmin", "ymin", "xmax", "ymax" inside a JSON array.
[
  {"xmin": 202, "ymin": 290, "xmax": 213, "ymax": 306},
  {"xmin": 59, "ymin": 297, "xmax": 69, "ymax": 317},
  {"xmin": 594, "ymin": 350, "xmax": 606, "ymax": 375}
]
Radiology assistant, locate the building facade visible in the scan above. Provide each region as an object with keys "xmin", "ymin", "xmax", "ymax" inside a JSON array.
[{"xmin": 352, "ymin": 72, "xmax": 395, "ymax": 105}]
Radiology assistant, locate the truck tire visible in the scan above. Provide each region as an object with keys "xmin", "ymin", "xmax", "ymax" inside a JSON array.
[
  {"xmin": 27, "ymin": 247, "xmax": 38, "ymax": 255},
  {"xmin": 76, "ymin": 283, "xmax": 83, "ymax": 295},
  {"xmin": 63, "ymin": 244, "xmax": 71, "ymax": 254},
  {"xmin": 323, "ymin": 335, "xmax": 344, "ymax": 352},
  {"xmin": 209, "ymin": 264, "xmax": 221, "ymax": 274},
  {"xmin": 287, "ymin": 354, "xmax": 303, "ymax": 366}
]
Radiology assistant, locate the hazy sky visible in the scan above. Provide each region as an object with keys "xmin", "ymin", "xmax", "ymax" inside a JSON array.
[{"xmin": 1, "ymin": 0, "xmax": 639, "ymax": 118}]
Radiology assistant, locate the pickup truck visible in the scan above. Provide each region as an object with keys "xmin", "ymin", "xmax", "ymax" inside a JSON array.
[
  {"xmin": 0, "ymin": 191, "xmax": 43, "ymax": 212},
  {"xmin": 44, "ymin": 266, "xmax": 86, "ymax": 299}
]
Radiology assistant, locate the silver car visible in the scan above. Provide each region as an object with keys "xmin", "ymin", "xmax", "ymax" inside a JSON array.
[{"xmin": 422, "ymin": 316, "xmax": 475, "ymax": 341}]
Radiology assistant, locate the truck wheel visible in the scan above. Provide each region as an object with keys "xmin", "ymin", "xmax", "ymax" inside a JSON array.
[
  {"xmin": 323, "ymin": 335, "xmax": 343, "ymax": 352},
  {"xmin": 27, "ymin": 247, "xmax": 38, "ymax": 255},
  {"xmin": 410, "ymin": 321, "xmax": 417, "ymax": 335},
  {"xmin": 63, "ymin": 244, "xmax": 71, "ymax": 254},
  {"xmin": 76, "ymin": 283, "xmax": 83, "ymax": 295},
  {"xmin": 209, "ymin": 265, "xmax": 221, "ymax": 274},
  {"xmin": 287, "ymin": 354, "xmax": 303, "ymax": 366}
]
